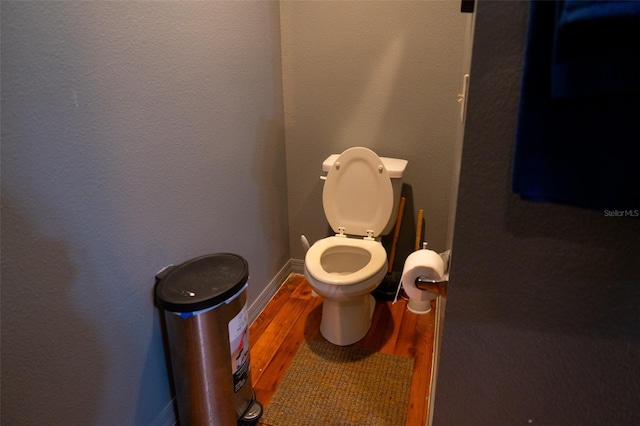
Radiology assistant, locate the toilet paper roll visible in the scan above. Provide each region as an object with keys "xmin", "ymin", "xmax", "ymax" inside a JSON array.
[{"xmin": 401, "ymin": 249, "xmax": 445, "ymax": 314}]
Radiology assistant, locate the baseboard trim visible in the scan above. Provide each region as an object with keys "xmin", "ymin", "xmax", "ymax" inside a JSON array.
[
  {"xmin": 153, "ymin": 399, "xmax": 177, "ymax": 426},
  {"xmin": 152, "ymin": 259, "xmax": 297, "ymax": 426},
  {"xmin": 290, "ymin": 258, "xmax": 304, "ymax": 274},
  {"xmin": 247, "ymin": 259, "xmax": 295, "ymax": 324}
]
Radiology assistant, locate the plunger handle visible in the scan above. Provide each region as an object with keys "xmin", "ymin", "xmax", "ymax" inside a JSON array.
[
  {"xmin": 415, "ymin": 209, "xmax": 424, "ymax": 251},
  {"xmin": 388, "ymin": 196, "xmax": 406, "ymax": 271}
]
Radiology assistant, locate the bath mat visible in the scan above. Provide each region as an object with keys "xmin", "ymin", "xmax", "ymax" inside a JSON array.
[{"xmin": 261, "ymin": 340, "xmax": 414, "ymax": 426}]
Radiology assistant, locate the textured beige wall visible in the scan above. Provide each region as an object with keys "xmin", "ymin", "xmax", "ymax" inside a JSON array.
[{"xmin": 281, "ymin": 0, "xmax": 468, "ymax": 260}]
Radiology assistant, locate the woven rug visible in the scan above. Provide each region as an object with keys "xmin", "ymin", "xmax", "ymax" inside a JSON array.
[{"xmin": 261, "ymin": 340, "xmax": 414, "ymax": 426}]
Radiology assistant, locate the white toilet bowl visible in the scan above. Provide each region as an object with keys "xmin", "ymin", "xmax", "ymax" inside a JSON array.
[
  {"xmin": 303, "ymin": 147, "xmax": 407, "ymax": 346},
  {"xmin": 304, "ymin": 237, "xmax": 387, "ymax": 346}
]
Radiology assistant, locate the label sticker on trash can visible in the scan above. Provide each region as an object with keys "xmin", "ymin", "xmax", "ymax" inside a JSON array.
[{"xmin": 229, "ymin": 304, "xmax": 250, "ymax": 393}]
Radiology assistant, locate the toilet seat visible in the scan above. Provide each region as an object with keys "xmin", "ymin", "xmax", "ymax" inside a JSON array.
[
  {"xmin": 305, "ymin": 236, "xmax": 387, "ymax": 286},
  {"xmin": 323, "ymin": 147, "xmax": 393, "ymax": 238}
]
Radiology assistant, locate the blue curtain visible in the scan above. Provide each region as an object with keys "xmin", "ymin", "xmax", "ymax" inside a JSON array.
[{"xmin": 513, "ymin": 0, "xmax": 640, "ymax": 210}]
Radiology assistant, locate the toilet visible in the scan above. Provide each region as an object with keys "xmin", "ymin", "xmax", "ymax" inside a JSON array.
[{"xmin": 304, "ymin": 147, "xmax": 408, "ymax": 346}]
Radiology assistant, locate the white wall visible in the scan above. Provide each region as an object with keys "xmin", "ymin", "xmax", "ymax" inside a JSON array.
[
  {"xmin": 281, "ymin": 0, "xmax": 467, "ymax": 261},
  {"xmin": 1, "ymin": 2, "xmax": 287, "ymax": 424}
]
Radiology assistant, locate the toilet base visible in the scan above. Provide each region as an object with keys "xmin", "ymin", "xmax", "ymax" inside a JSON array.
[{"xmin": 320, "ymin": 294, "xmax": 376, "ymax": 346}]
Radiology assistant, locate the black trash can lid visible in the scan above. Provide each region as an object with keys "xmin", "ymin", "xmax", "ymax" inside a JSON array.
[{"xmin": 155, "ymin": 253, "xmax": 248, "ymax": 313}]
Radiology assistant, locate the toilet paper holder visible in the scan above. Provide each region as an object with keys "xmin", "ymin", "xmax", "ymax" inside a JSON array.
[
  {"xmin": 394, "ymin": 247, "xmax": 450, "ymax": 306},
  {"xmin": 413, "ymin": 246, "xmax": 450, "ymax": 298},
  {"xmin": 415, "ymin": 276, "xmax": 448, "ymax": 298}
]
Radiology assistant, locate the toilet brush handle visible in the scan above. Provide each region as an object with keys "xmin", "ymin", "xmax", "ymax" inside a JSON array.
[{"xmin": 388, "ymin": 196, "xmax": 406, "ymax": 271}]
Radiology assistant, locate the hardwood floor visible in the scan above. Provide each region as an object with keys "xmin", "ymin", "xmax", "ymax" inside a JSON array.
[{"xmin": 249, "ymin": 273, "xmax": 437, "ymax": 426}]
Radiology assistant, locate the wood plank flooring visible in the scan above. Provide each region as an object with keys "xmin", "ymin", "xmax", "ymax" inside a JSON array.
[{"xmin": 249, "ymin": 274, "xmax": 437, "ymax": 426}]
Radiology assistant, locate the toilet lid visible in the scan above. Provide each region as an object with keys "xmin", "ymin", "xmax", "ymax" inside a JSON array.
[{"xmin": 323, "ymin": 147, "xmax": 393, "ymax": 237}]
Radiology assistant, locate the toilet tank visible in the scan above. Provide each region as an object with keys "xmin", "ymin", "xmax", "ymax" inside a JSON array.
[{"xmin": 321, "ymin": 153, "xmax": 408, "ymax": 236}]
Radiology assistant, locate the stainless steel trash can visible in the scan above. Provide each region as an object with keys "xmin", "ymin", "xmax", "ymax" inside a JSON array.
[{"xmin": 155, "ymin": 253, "xmax": 262, "ymax": 425}]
